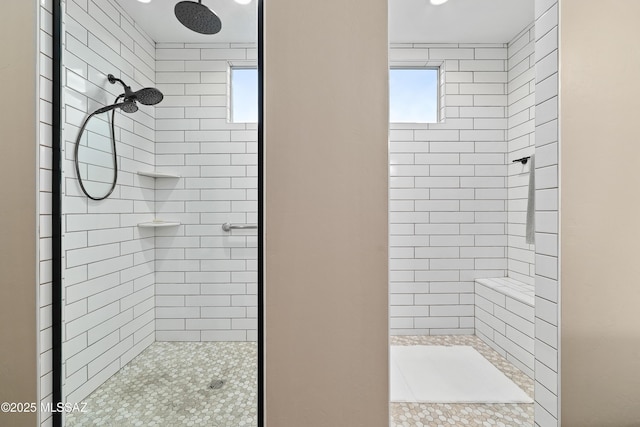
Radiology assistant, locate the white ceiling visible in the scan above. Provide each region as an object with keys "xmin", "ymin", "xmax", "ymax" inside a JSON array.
[
  {"xmin": 389, "ymin": 0, "xmax": 535, "ymax": 44},
  {"xmin": 117, "ymin": 0, "xmax": 534, "ymax": 44},
  {"xmin": 116, "ymin": 0, "xmax": 257, "ymax": 43}
]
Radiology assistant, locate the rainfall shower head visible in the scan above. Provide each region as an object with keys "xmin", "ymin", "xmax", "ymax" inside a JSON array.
[
  {"xmin": 107, "ymin": 74, "xmax": 164, "ymax": 110},
  {"xmin": 175, "ymin": 0, "xmax": 222, "ymax": 35}
]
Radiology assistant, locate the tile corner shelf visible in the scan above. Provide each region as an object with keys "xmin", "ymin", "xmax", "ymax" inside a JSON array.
[
  {"xmin": 137, "ymin": 171, "xmax": 180, "ymax": 179},
  {"xmin": 137, "ymin": 221, "xmax": 181, "ymax": 228}
]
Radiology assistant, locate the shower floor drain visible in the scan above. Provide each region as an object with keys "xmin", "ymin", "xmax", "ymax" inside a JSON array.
[{"xmin": 208, "ymin": 380, "xmax": 225, "ymax": 390}]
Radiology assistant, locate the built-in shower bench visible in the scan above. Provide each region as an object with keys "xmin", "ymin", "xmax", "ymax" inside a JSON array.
[{"xmin": 474, "ymin": 277, "xmax": 535, "ymax": 379}]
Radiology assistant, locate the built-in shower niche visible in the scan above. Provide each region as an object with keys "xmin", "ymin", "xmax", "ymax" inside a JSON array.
[{"xmin": 136, "ymin": 171, "xmax": 181, "ymax": 228}]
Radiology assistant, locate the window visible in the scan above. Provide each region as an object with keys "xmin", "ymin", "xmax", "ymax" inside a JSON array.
[
  {"xmin": 230, "ymin": 67, "xmax": 258, "ymax": 123},
  {"xmin": 389, "ymin": 68, "xmax": 439, "ymax": 123}
]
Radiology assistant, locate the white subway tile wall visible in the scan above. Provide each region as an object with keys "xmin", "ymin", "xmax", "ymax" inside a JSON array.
[
  {"xmin": 474, "ymin": 278, "xmax": 535, "ymax": 378},
  {"xmin": 154, "ymin": 44, "xmax": 257, "ymax": 343},
  {"xmin": 39, "ymin": 0, "xmax": 54, "ymax": 425},
  {"xmin": 534, "ymin": 1, "xmax": 559, "ymax": 426},
  {"xmin": 61, "ymin": 0, "xmax": 157, "ymax": 404},
  {"xmin": 389, "ymin": 17, "xmax": 559, "ymax": 425},
  {"xmin": 389, "ymin": 43, "xmax": 511, "ymax": 336},
  {"xmin": 507, "ymin": 24, "xmax": 536, "ymax": 286}
]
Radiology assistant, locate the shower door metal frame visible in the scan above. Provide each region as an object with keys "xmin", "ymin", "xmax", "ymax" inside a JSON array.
[
  {"xmin": 257, "ymin": 0, "xmax": 265, "ymax": 423},
  {"xmin": 52, "ymin": 1, "xmax": 63, "ymax": 426},
  {"xmin": 50, "ymin": 1, "xmax": 265, "ymax": 425}
]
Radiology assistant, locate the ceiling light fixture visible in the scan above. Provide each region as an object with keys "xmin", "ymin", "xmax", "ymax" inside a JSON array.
[
  {"xmin": 234, "ymin": 0, "xmax": 252, "ymax": 4},
  {"xmin": 430, "ymin": 0, "xmax": 449, "ymax": 5},
  {"xmin": 137, "ymin": 0, "xmax": 152, "ymax": 3}
]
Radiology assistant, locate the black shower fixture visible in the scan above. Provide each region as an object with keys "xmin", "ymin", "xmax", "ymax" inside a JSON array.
[
  {"xmin": 107, "ymin": 74, "xmax": 164, "ymax": 112},
  {"xmin": 175, "ymin": 0, "xmax": 222, "ymax": 35},
  {"xmin": 73, "ymin": 75, "xmax": 164, "ymax": 200}
]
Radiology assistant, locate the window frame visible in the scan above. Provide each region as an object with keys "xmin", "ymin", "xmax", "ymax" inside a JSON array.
[
  {"xmin": 389, "ymin": 66, "xmax": 441, "ymax": 124},
  {"xmin": 229, "ymin": 65, "xmax": 258, "ymax": 124}
]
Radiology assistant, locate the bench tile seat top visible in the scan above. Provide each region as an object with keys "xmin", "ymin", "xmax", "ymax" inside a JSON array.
[{"xmin": 475, "ymin": 277, "xmax": 535, "ymax": 307}]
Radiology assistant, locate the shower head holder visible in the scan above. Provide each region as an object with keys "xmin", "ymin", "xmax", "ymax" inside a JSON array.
[{"xmin": 108, "ymin": 74, "xmax": 135, "ymax": 100}]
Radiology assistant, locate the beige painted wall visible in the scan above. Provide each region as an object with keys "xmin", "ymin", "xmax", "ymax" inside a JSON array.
[
  {"xmin": 263, "ymin": 0, "xmax": 389, "ymax": 425},
  {"xmin": 561, "ymin": 1, "xmax": 640, "ymax": 425},
  {"xmin": 0, "ymin": 1, "xmax": 39, "ymax": 426}
]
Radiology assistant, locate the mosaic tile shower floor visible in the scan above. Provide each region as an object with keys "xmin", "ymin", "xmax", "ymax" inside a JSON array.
[
  {"xmin": 66, "ymin": 336, "xmax": 532, "ymax": 426},
  {"xmin": 390, "ymin": 335, "xmax": 534, "ymax": 427},
  {"xmin": 65, "ymin": 342, "xmax": 257, "ymax": 427}
]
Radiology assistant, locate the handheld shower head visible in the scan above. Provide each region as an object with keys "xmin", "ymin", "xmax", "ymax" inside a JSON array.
[
  {"xmin": 175, "ymin": 0, "xmax": 222, "ymax": 35},
  {"xmin": 75, "ymin": 79, "xmax": 153, "ymax": 201},
  {"xmin": 120, "ymin": 102, "xmax": 139, "ymax": 113}
]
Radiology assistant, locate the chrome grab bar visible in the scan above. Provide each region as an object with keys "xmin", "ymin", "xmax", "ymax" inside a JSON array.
[{"xmin": 222, "ymin": 223, "xmax": 257, "ymax": 232}]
